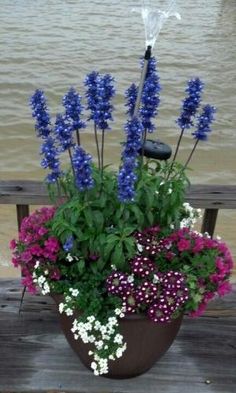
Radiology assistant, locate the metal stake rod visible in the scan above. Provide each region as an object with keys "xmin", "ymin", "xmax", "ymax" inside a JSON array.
[{"xmin": 133, "ymin": 45, "xmax": 152, "ymax": 118}]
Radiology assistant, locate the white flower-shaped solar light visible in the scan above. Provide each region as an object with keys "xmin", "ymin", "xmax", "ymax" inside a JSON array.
[
  {"xmin": 140, "ymin": 0, "xmax": 181, "ymax": 49},
  {"xmin": 132, "ymin": 1, "xmax": 181, "ymax": 118}
]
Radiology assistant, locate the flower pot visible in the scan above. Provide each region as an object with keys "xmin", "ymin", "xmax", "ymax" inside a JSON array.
[{"xmin": 52, "ymin": 294, "xmax": 183, "ymax": 379}]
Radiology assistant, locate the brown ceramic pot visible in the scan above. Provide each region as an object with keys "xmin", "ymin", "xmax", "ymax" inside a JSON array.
[{"xmin": 52, "ymin": 294, "xmax": 182, "ymax": 379}]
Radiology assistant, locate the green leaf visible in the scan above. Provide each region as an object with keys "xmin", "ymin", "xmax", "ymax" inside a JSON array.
[
  {"xmin": 83, "ymin": 208, "xmax": 93, "ymax": 228},
  {"xmin": 111, "ymin": 243, "xmax": 125, "ymax": 270},
  {"xmin": 93, "ymin": 210, "xmax": 104, "ymax": 232}
]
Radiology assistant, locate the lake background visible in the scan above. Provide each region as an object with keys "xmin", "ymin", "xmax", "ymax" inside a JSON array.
[{"xmin": 0, "ymin": 0, "xmax": 235, "ymax": 279}]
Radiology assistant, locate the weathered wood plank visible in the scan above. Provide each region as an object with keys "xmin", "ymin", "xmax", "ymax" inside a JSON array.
[
  {"xmin": 16, "ymin": 204, "xmax": 30, "ymax": 231},
  {"xmin": 0, "ymin": 279, "xmax": 235, "ymax": 393},
  {"xmin": 201, "ymin": 208, "xmax": 219, "ymax": 237},
  {"xmin": 1, "ymin": 180, "xmax": 236, "ymax": 208}
]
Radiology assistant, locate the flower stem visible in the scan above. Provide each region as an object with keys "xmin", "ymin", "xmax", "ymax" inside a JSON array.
[
  {"xmin": 101, "ymin": 129, "xmax": 105, "ymax": 179},
  {"xmin": 141, "ymin": 128, "xmax": 147, "ymax": 165},
  {"xmin": 182, "ymin": 139, "xmax": 199, "ymax": 171},
  {"xmin": 76, "ymin": 130, "xmax": 80, "ymax": 146},
  {"xmin": 166, "ymin": 127, "xmax": 185, "ymax": 180},
  {"xmin": 68, "ymin": 147, "xmax": 76, "ymax": 178},
  {"xmin": 94, "ymin": 124, "xmax": 101, "ymax": 170}
]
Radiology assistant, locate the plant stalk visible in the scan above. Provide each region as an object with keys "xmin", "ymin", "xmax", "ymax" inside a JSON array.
[
  {"xmin": 94, "ymin": 124, "xmax": 101, "ymax": 170},
  {"xmin": 76, "ymin": 130, "xmax": 80, "ymax": 146},
  {"xmin": 166, "ymin": 127, "xmax": 185, "ymax": 180},
  {"xmin": 68, "ymin": 148, "xmax": 76, "ymax": 178},
  {"xmin": 101, "ymin": 128, "xmax": 105, "ymax": 180}
]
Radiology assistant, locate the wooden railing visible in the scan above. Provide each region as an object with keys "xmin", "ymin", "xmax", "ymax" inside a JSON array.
[{"xmin": 0, "ymin": 180, "xmax": 236, "ymax": 237}]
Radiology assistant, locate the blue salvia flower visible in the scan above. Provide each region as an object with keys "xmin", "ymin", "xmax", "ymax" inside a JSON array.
[
  {"xmin": 118, "ymin": 118, "xmax": 144, "ymax": 202},
  {"xmin": 140, "ymin": 57, "xmax": 161, "ymax": 133},
  {"xmin": 125, "ymin": 83, "xmax": 138, "ymax": 117},
  {"xmin": 54, "ymin": 114, "xmax": 75, "ymax": 152},
  {"xmin": 62, "ymin": 88, "xmax": 86, "ymax": 132},
  {"xmin": 40, "ymin": 136, "xmax": 61, "ymax": 183},
  {"xmin": 84, "ymin": 71, "xmax": 100, "ymax": 120},
  {"xmin": 192, "ymin": 105, "xmax": 216, "ymax": 141},
  {"xmin": 85, "ymin": 72, "xmax": 115, "ymax": 130},
  {"xmin": 30, "ymin": 90, "xmax": 51, "ymax": 139},
  {"xmin": 177, "ymin": 78, "xmax": 204, "ymax": 130},
  {"xmin": 63, "ymin": 235, "xmax": 74, "ymax": 252},
  {"xmin": 72, "ymin": 146, "xmax": 94, "ymax": 191}
]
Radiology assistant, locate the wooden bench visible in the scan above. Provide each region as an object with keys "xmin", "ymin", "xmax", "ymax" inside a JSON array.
[{"xmin": 1, "ymin": 180, "xmax": 236, "ymax": 236}]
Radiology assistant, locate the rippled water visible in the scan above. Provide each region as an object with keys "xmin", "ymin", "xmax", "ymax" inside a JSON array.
[{"xmin": 0, "ymin": 0, "xmax": 236, "ymax": 276}]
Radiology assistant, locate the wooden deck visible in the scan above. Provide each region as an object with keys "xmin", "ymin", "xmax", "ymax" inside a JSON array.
[{"xmin": 0, "ymin": 280, "xmax": 235, "ymax": 393}]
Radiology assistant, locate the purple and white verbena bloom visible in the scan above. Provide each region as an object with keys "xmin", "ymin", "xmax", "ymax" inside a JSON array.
[
  {"xmin": 140, "ymin": 57, "xmax": 161, "ymax": 133},
  {"xmin": 30, "ymin": 89, "xmax": 52, "ymax": 139},
  {"xmin": 84, "ymin": 72, "xmax": 115, "ymax": 131},
  {"xmin": 118, "ymin": 117, "xmax": 144, "ymax": 202},
  {"xmin": 72, "ymin": 146, "xmax": 94, "ymax": 191},
  {"xmin": 192, "ymin": 104, "xmax": 216, "ymax": 141},
  {"xmin": 177, "ymin": 77, "xmax": 204, "ymax": 130},
  {"xmin": 62, "ymin": 88, "xmax": 86, "ymax": 132}
]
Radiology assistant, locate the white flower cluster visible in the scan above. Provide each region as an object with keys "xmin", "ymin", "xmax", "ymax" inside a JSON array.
[
  {"xmin": 70, "ymin": 309, "xmax": 127, "ymax": 376},
  {"xmin": 180, "ymin": 202, "xmax": 202, "ymax": 229},
  {"xmin": 32, "ymin": 261, "xmax": 50, "ymax": 295},
  {"xmin": 66, "ymin": 253, "xmax": 79, "ymax": 263},
  {"xmin": 58, "ymin": 292, "xmax": 79, "ymax": 316},
  {"xmin": 32, "ymin": 272, "xmax": 50, "ymax": 295}
]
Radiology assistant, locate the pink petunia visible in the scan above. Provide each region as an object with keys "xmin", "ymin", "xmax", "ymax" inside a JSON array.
[
  {"xmin": 217, "ymin": 281, "xmax": 232, "ymax": 297},
  {"xmin": 177, "ymin": 238, "xmax": 191, "ymax": 252}
]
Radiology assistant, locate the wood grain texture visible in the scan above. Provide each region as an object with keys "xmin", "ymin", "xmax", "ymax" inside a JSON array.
[
  {"xmin": 1, "ymin": 180, "xmax": 236, "ymax": 209},
  {"xmin": 0, "ymin": 280, "xmax": 235, "ymax": 393}
]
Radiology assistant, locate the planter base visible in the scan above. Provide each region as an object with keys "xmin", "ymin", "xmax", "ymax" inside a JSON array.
[{"xmin": 53, "ymin": 295, "xmax": 183, "ymax": 379}]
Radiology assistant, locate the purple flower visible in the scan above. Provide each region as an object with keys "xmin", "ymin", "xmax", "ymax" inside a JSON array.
[
  {"xmin": 192, "ymin": 104, "xmax": 216, "ymax": 141},
  {"xmin": 140, "ymin": 57, "xmax": 161, "ymax": 133},
  {"xmin": 125, "ymin": 83, "xmax": 138, "ymax": 117},
  {"xmin": 177, "ymin": 78, "xmax": 204, "ymax": 130},
  {"xmin": 63, "ymin": 235, "xmax": 74, "ymax": 252},
  {"xmin": 135, "ymin": 281, "xmax": 159, "ymax": 305},
  {"xmin": 106, "ymin": 271, "xmax": 133, "ymax": 296},
  {"xmin": 30, "ymin": 90, "xmax": 52, "ymax": 139},
  {"xmin": 118, "ymin": 118, "xmax": 144, "ymax": 202},
  {"xmin": 40, "ymin": 137, "xmax": 61, "ymax": 183},
  {"xmin": 54, "ymin": 114, "xmax": 75, "ymax": 152},
  {"xmin": 130, "ymin": 256, "xmax": 156, "ymax": 278},
  {"xmin": 84, "ymin": 72, "xmax": 115, "ymax": 130},
  {"xmin": 62, "ymin": 88, "xmax": 86, "ymax": 132},
  {"xmin": 72, "ymin": 146, "xmax": 94, "ymax": 191}
]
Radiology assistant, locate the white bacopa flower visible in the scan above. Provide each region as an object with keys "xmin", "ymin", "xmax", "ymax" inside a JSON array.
[
  {"xmin": 91, "ymin": 362, "xmax": 97, "ymax": 370},
  {"xmin": 65, "ymin": 308, "xmax": 73, "ymax": 316},
  {"xmin": 127, "ymin": 275, "xmax": 134, "ymax": 284},
  {"xmin": 137, "ymin": 243, "xmax": 143, "ymax": 252},
  {"xmin": 38, "ymin": 275, "xmax": 46, "ymax": 285},
  {"xmin": 168, "ymin": 188, "xmax": 173, "ymax": 194},
  {"xmin": 34, "ymin": 260, "xmax": 40, "ymax": 269},
  {"xmin": 87, "ymin": 315, "xmax": 95, "ymax": 323},
  {"xmin": 69, "ymin": 288, "xmax": 79, "ymax": 297},
  {"xmin": 59, "ymin": 303, "xmax": 64, "ymax": 314},
  {"xmin": 66, "ymin": 253, "xmax": 74, "ymax": 262}
]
